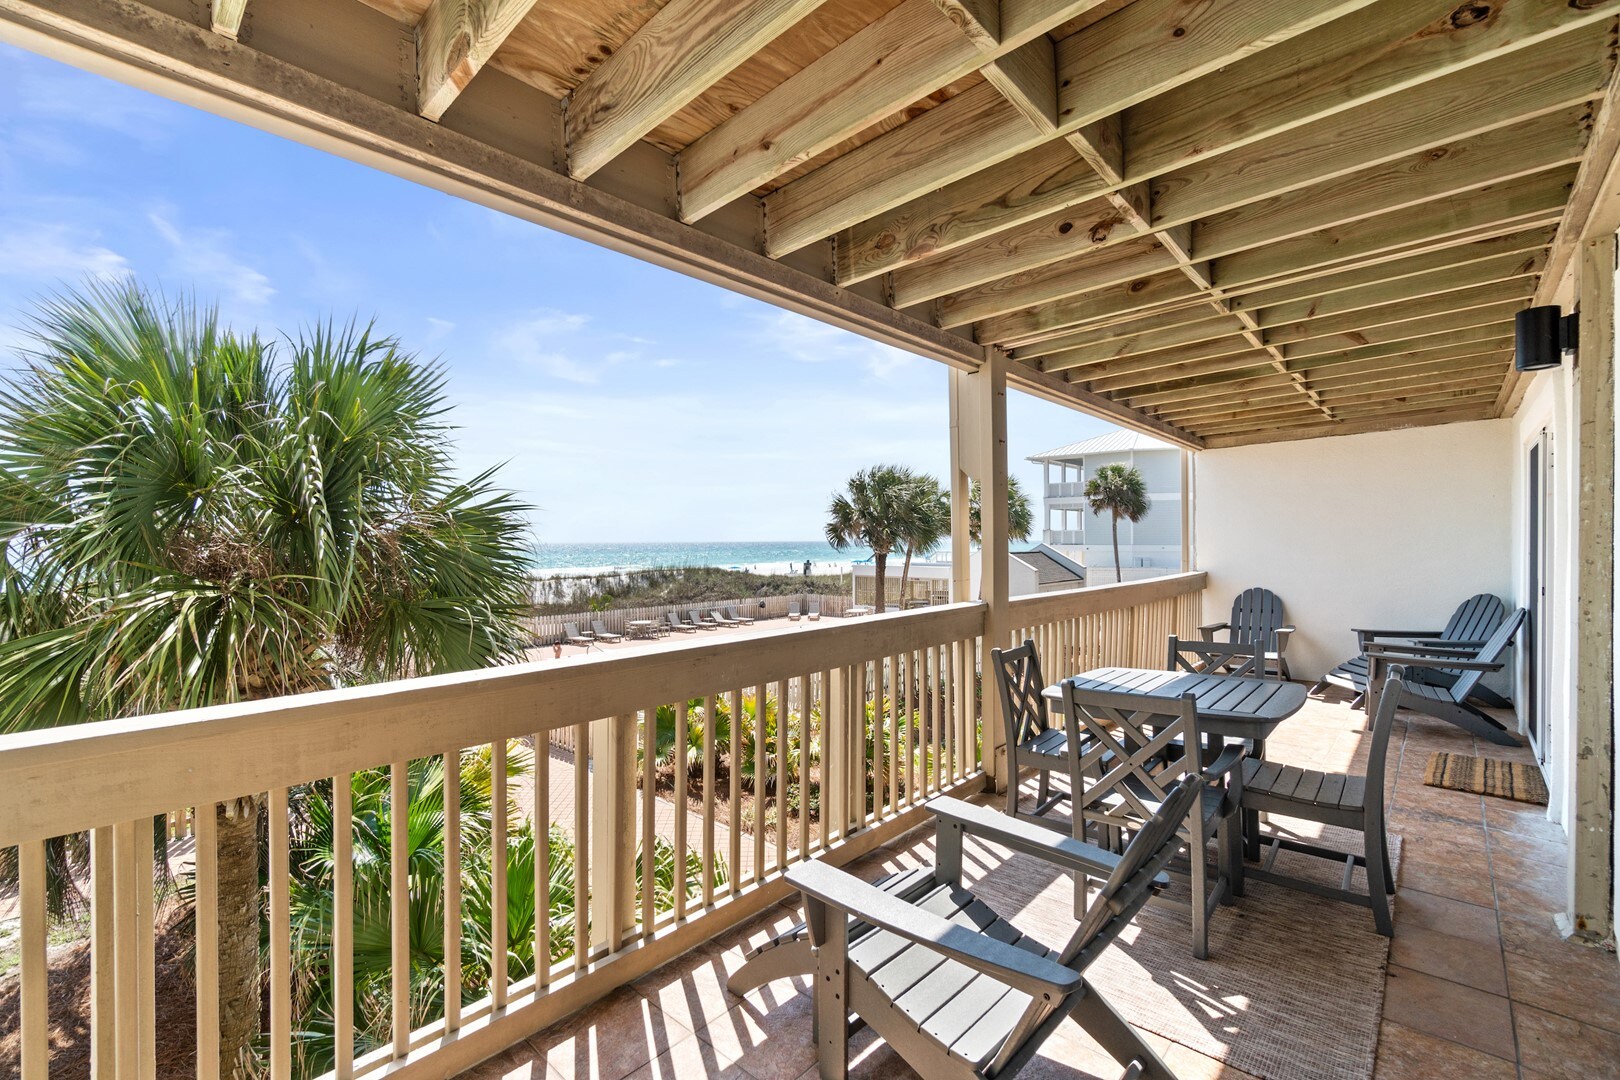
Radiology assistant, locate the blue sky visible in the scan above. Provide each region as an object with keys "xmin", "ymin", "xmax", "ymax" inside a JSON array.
[{"xmin": 0, "ymin": 42, "xmax": 1119, "ymax": 543}]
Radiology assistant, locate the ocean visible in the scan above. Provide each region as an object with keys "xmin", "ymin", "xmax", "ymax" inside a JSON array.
[{"xmin": 529, "ymin": 540, "xmax": 883, "ymax": 577}]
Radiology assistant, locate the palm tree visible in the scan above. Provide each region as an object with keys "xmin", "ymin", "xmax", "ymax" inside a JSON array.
[
  {"xmin": 967, "ymin": 477, "xmax": 1034, "ymax": 545},
  {"xmin": 826, "ymin": 465, "xmax": 929, "ymax": 612},
  {"xmin": 895, "ymin": 476, "xmax": 949, "ymax": 604},
  {"xmin": 0, "ymin": 282, "xmax": 535, "ymax": 1076},
  {"xmin": 1083, "ymin": 464, "xmax": 1150, "ymax": 583}
]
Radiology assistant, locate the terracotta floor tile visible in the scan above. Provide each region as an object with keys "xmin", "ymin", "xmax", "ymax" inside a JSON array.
[
  {"xmin": 1397, "ymin": 857, "xmax": 1499, "ymax": 907},
  {"xmin": 621, "ymin": 1033, "xmax": 750, "ymax": 1080},
  {"xmin": 1513, "ymin": 1003, "xmax": 1620, "ymax": 1080},
  {"xmin": 1390, "ymin": 783, "xmax": 1485, "ymax": 825},
  {"xmin": 455, "ymin": 1046, "xmax": 555, "ymax": 1080},
  {"xmin": 527, "ymin": 988, "xmax": 693, "ymax": 1080},
  {"xmin": 1389, "ymin": 923, "xmax": 1507, "ymax": 995},
  {"xmin": 1371, "ymin": 1020, "xmax": 1516, "ymax": 1080},
  {"xmin": 1483, "ymin": 802, "xmax": 1564, "ymax": 843},
  {"xmin": 1381, "ymin": 965, "xmax": 1516, "ymax": 1060},
  {"xmin": 1504, "ymin": 940, "xmax": 1620, "ymax": 1034},
  {"xmin": 1394, "ymin": 888, "xmax": 1500, "ymax": 946},
  {"xmin": 696, "ymin": 987, "xmax": 819, "ymax": 1080}
]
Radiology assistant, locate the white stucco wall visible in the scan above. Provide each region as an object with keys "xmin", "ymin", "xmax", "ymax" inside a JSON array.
[{"xmin": 1193, "ymin": 419, "xmax": 1515, "ymax": 681}]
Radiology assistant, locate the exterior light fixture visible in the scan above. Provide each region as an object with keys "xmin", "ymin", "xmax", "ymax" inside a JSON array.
[{"xmin": 1515, "ymin": 305, "xmax": 1578, "ymax": 372}]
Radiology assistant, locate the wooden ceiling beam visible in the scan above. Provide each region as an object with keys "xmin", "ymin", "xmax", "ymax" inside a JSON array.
[
  {"xmin": 1262, "ymin": 279, "xmax": 1537, "ymax": 350},
  {"xmin": 1076, "ymin": 309, "xmax": 1521, "ymax": 394},
  {"xmin": 1125, "ymin": 0, "xmax": 1620, "ymax": 184},
  {"xmin": 1199, "ymin": 404, "xmax": 1497, "ymax": 447},
  {"xmin": 1130, "ymin": 350, "xmax": 1511, "ymax": 412},
  {"xmin": 1153, "ymin": 365, "xmax": 1507, "ymax": 421},
  {"xmin": 210, "ymin": 0, "xmax": 246, "ymax": 38},
  {"xmin": 905, "ymin": 117, "xmax": 1582, "ymax": 308},
  {"xmin": 416, "ymin": 0, "xmax": 540, "ymax": 122},
  {"xmin": 768, "ymin": 0, "xmax": 1373, "ymax": 261},
  {"xmin": 1185, "ymin": 390, "xmax": 1501, "ymax": 437},
  {"xmin": 1041, "ymin": 316, "xmax": 1256, "ymax": 373},
  {"xmin": 1119, "ymin": 336, "xmax": 1514, "ymax": 407},
  {"xmin": 822, "ymin": 0, "xmax": 1607, "ymax": 284},
  {"xmin": 957, "ymin": 242, "xmax": 1186, "ymax": 339},
  {"xmin": 564, "ymin": 0, "xmax": 828, "ymax": 182},
  {"xmin": 1016, "ymin": 307, "xmax": 1238, "ymax": 363},
  {"xmin": 1249, "ymin": 249, "xmax": 1547, "ymax": 327},
  {"xmin": 676, "ymin": 0, "xmax": 1102, "ymax": 224},
  {"xmin": 1280, "ymin": 299, "xmax": 1530, "ymax": 362}
]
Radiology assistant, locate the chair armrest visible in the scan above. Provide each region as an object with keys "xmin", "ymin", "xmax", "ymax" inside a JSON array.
[
  {"xmin": 1199, "ymin": 621, "xmax": 1230, "ymax": 643},
  {"xmin": 1366, "ymin": 642, "xmax": 1479, "ymax": 659},
  {"xmin": 1273, "ymin": 626, "xmax": 1295, "ymax": 651},
  {"xmin": 1366, "ymin": 649, "xmax": 1505, "ymax": 673},
  {"xmin": 787, "ymin": 861, "xmax": 1082, "ymax": 997},
  {"xmin": 926, "ymin": 796, "xmax": 1123, "ymax": 878},
  {"xmin": 1205, "ymin": 744, "xmax": 1247, "ymax": 781}
]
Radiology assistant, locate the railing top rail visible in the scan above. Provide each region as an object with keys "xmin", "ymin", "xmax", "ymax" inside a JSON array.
[
  {"xmin": 0, "ymin": 600, "xmax": 988, "ymax": 846},
  {"xmin": 1006, "ymin": 570, "xmax": 1206, "ymax": 627}
]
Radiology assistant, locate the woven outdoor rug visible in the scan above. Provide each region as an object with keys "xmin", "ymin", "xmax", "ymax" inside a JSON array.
[
  {"xmin": 1424, "ymin": 751, "xmax": 1548, "ymax": 805},
  {"xmin": 956, "ymin": 818, "xmax": 1399, "ymax": 1080}
]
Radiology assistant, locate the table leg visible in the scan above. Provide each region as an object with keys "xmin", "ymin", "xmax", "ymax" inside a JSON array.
[{"xmin": 1244, "ymin": 736, "xmax": 1265, "ymax": 862}]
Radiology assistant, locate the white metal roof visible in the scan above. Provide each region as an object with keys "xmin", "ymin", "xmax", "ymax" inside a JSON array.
[{"xmin": 1027, "ymin": 430, "xmax": 1178, "ymax": 463}]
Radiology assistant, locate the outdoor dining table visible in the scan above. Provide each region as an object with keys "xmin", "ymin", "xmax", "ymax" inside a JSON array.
[
  {"xmin": 626, "ymin": 619, "xmax": 660, "ymax": 640},
  {"xmin": 1043, "ymin": 666, "xmax": 1309, "ymax": 860}
]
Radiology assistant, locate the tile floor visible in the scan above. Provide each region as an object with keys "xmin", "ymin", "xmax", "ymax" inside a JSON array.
[{"xmin": 456, "ymin": 695, "xmax": 1619, "ymax": 1080}]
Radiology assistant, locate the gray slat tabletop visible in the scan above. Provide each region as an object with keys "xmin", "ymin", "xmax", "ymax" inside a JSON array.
[{"xmin": 1042, "ymin": 667, "xmax": 1308, "ymax": 741}]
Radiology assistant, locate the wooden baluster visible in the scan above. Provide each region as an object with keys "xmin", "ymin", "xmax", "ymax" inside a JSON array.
[
  {"xmin": 818, "ymin": 670, "xmax": 833, "ymax": 850},
  {"xmin": 775, "ymin": 677, "xmax": 788, "ymax": 868},
  {"xmin": 673, "ymin": 703, "xmax": 688, "ymax": 921},
  {"xmin": 701, "ymin": 694, "xmax": 717, "ymax": 905},
  {"xmin": 534, "ymin": 731, "xmax": 551, "ymax": 988},
  {"xmin": 491, "ymin": 741, "xmax": 509, "ymax": 1009},
  {"xmin": 443, "ymin": 753, "xmax": 463, "ymax": 1027},
  {"xmin": 19, "ymin": 838, "xmax": 47, "ymax": 1080},
  {"xmin": 334, "ymin": 774, "xmax": 355, "ymax": 1079},
  {"xmin": 728, "ymin": 689, "xmax": 741, "ymax": 893},
  {"xmin": 796, "ymin": 674, "xmax": 810, "ymax": 857},
  {"xmin": 390, "ymin": 762, "xmax": 410, "ymax": 1053},
  {"xmin": 641, "ymin": 707, "xmax": 657, "ymax": 934},
  {"xmin": 753, "ymin": 683, "xmax": 767, "ymax": 881},
  {"xmin": 134, "ymin": 816, "xmax": 155, "ymax": 1080},
  {"xmin": 825, "ymin": 667, "xmax": 845, "ymax": 843},
  {"xmin": 944, "ymin": 643, "xmax": 957, "ymax": 782},
  {"xmin": 572, "ymin": 724, "xmax": 588, "ymax": 967},
  {"xmin": 89, "ymin": 828, "xmax": 113, "ymax": 1080},
  {"xmin": 194, "ymin": 805, "xmax": 220, "ymax": 1080},
  {"xmin": 589, "ymin": 716, "xmax": 636, "ymax": 952},
  {"xmin": 268, "ymin": 788, "xmax": 292, "ymax": 1080}
]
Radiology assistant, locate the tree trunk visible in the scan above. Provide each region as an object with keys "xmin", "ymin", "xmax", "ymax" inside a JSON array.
[
  {"xmin": 1111, "ymin": 514, "xmax": 1123, "ymax": 584},
  {"xmin": 215, "ymin": 795, "xmax": 263, "ymax": 1079},
  {"xmin": 898, "ymin": 545, "xmax": 914, "ymax": 608},
  {"xmin": 873, "ymin": 552, "xmax": 887, "ymax": 613}
]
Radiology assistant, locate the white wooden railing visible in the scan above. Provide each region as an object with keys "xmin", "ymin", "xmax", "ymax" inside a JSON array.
[{"xmin": 0, "ymin": 573, "xmax": 1206, "ymax": 1080}]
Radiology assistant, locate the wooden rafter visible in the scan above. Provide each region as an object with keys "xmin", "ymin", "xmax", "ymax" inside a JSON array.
[
  {"xmin": 564, "ymin": 0, "xmax": 828, "ymax": 181},
  {"xmin": 416, "ymin": 0, "xmax": 539, "ymax": 122}
]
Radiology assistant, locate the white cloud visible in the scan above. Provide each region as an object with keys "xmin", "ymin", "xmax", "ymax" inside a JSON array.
[
  {"xmin": 749, "ymin": 309, "xmax": 919, "ymax": 381},
  {"xmin": 489, "ymin": 310, "xmax": 639, "ymax": 385},
  {"xmin": 0, "ymin": 221, "xmax": 129, "ymax": 281},
  {"xmin": 148, "ymin": 210, "xmax": 274, "ymax": 307}
]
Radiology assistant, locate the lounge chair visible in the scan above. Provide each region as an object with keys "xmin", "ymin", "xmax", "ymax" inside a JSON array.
[
  {"xmin": 590, "ymin": 619, "xmax": 622, "ymax": 643},
  {"xmin": 807, "ymin": 600, "xmax": 821, "ymax": 621},
  {"xmin": 1364, "ymin": 608, "xmax": 1528, "ymax": 746},
  {"xmin": 1314, "ymin": 592, "xmax": 1509, "ymax": 708},
  {"xmin": 731, "ymin": 787, "xmax": 1199, "ymax": 1080},
  {"xmin": 687, "ymin": 607, "xmax": 717, "ymax": 630},
  {"xmin": 1201, "ymin": 586, "xmax": 1294, "ymax": 679},
  {"xmin": 667, "ymin": 611, "xmax": 695, "ymax": 634},
  {"xmin": 562, "ymin": 622, "xmax": 593, "ymax": 646},
  {"xmin": 788, "ymin": 603, "xmax": 802, "ymax": 621},
  {"xmin": 709, "ymin": 607, "xmax": 739, "ymax": 627},
  {"xmin": 725, "ymin": 605, "xmax": 754, "ymax": 625}
]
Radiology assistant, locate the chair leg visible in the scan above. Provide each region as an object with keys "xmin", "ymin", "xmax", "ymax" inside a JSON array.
[
  {"xmin": 814, "ymin": 935, "xmax": 850, "ymax": 1079},
  {"xmin": 1364, "ymin": 822, "xmax": 1393, "ymax": 938},
  {"xmin": 1218, "ymin": 812, "xmax": 1238, "ymax": 906},
  {"xmin": 1005, "ymin": 763, "xmax": 1019, "ymax": 817},
  {"xmin": 1189, "ymin": 829, "xmax": 1210, "ymax": 961},
  {"xmin": 1381, "ymin": 822, "xmax": 1396, "ymax": 896},
  {"xmin": 1068, "ymin": 987, "xmax": 1176, "ymax": 1080}
]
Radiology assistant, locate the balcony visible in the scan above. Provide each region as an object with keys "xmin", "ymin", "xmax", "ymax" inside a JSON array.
[{"xmin": 1046, "ymin": 483, "xmax": 1087, "ymax": 500}]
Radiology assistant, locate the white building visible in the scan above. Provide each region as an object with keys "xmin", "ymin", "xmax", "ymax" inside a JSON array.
[
  {"xmin": 1029, "ymin": 431, "xmax": 1184, "ymax": 573},
  {"xmin": 851, "ymin": 545, "xmax": 1083, "ymax": 607}
]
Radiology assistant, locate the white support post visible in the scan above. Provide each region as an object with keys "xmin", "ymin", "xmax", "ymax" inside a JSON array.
[
  {"xmin": 1562, "ymin": 231, "xmax": 1615, "ymax": 944},
  {"xmin": 949, "ymin": 353, "xmax": 1009, "ymax": 788},
  {"xmin": 1180, "ymin": 450, "xmax": 1193, "ymax": 573}
]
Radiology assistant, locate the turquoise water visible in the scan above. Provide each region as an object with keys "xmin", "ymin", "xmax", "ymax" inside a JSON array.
[{"xmin": 530, "ymin": 540, "xmax": 881, "ymax": 576}]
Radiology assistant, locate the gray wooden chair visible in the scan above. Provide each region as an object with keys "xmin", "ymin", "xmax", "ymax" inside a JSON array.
[
  {"xmin": 1167, "ymin": 635, "xmax": 1268, "ymax": 680},
  {"xmin": 1062, "ymin": 682, "xmax": 1245, "ymax": 960},
  {"xmin": 590, "ymin": 619, "xmax": 622, "ymax": 643},
  {"xmin": 1314, "ymin": 592, "xmax": 1509, "ymax": 708},
  {"xmin": 991, "ymin": 640, "xmax": 1084, "ymax": 824},
  {"xmin": 1234, "ymin": 671, "xmax": 1408, "ymax": 937},
  {"xmin": 667, "ymin": 611, "xmax": 696, "ymax": 634},
  {"xmin": 1201, "ymin": 586, "xmax": 1294, "ymax": 679},
  {"xmin": 1364, "ymin": 608, "xmax": 1528, "ymax": 746},
  {"xmin": 562, "ymin": 622, "xmax": 593, "ymax": 646},
  {"xmin": 744, "ymin": 787, "xmax": 1200, "ymax": 1080},
  {"xmin": 687, "ymin": 607, "xmax": 718, "ymax": 630}
]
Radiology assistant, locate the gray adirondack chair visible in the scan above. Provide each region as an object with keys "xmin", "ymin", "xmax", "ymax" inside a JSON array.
[
  {"xmin": 1364, "ymin": 608, "xmax": 1528, "ymax": 746},
  {"xmin": 1201, "ymin": 586, "xmax": 1294, "ymax": 679},
  {"xmin": 991, "ymin": 640, "xmax": 1080, "ymax": 823},
  {"xmin": 1167, "ymin": 635, "xmax": 1268, "ymax": 680},
  {"xmin": 1235, "ymin": 670, "xmax": 1408, "ymax": 936},
  {"xmin": 744, "ymin": 787, "xmax": 1200, "ymax": 1080},
  {"xmin": 1314, "ymin": 592, "xmax": 1510, "ymax": 708},
  {"xmin": 1062, "ymin": 682, "xmax": 1244, "ymax": 960}
]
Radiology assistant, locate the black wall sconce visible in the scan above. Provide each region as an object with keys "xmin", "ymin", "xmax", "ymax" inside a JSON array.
[{"xmin": 1515, "ymin": 305, "xmax": 1579, "ymax": 372}]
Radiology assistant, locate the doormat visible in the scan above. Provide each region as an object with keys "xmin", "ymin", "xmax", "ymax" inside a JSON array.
[{"xmin": 1424, "ymin": 751, "xmax": 1548, "ymax": 805}]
